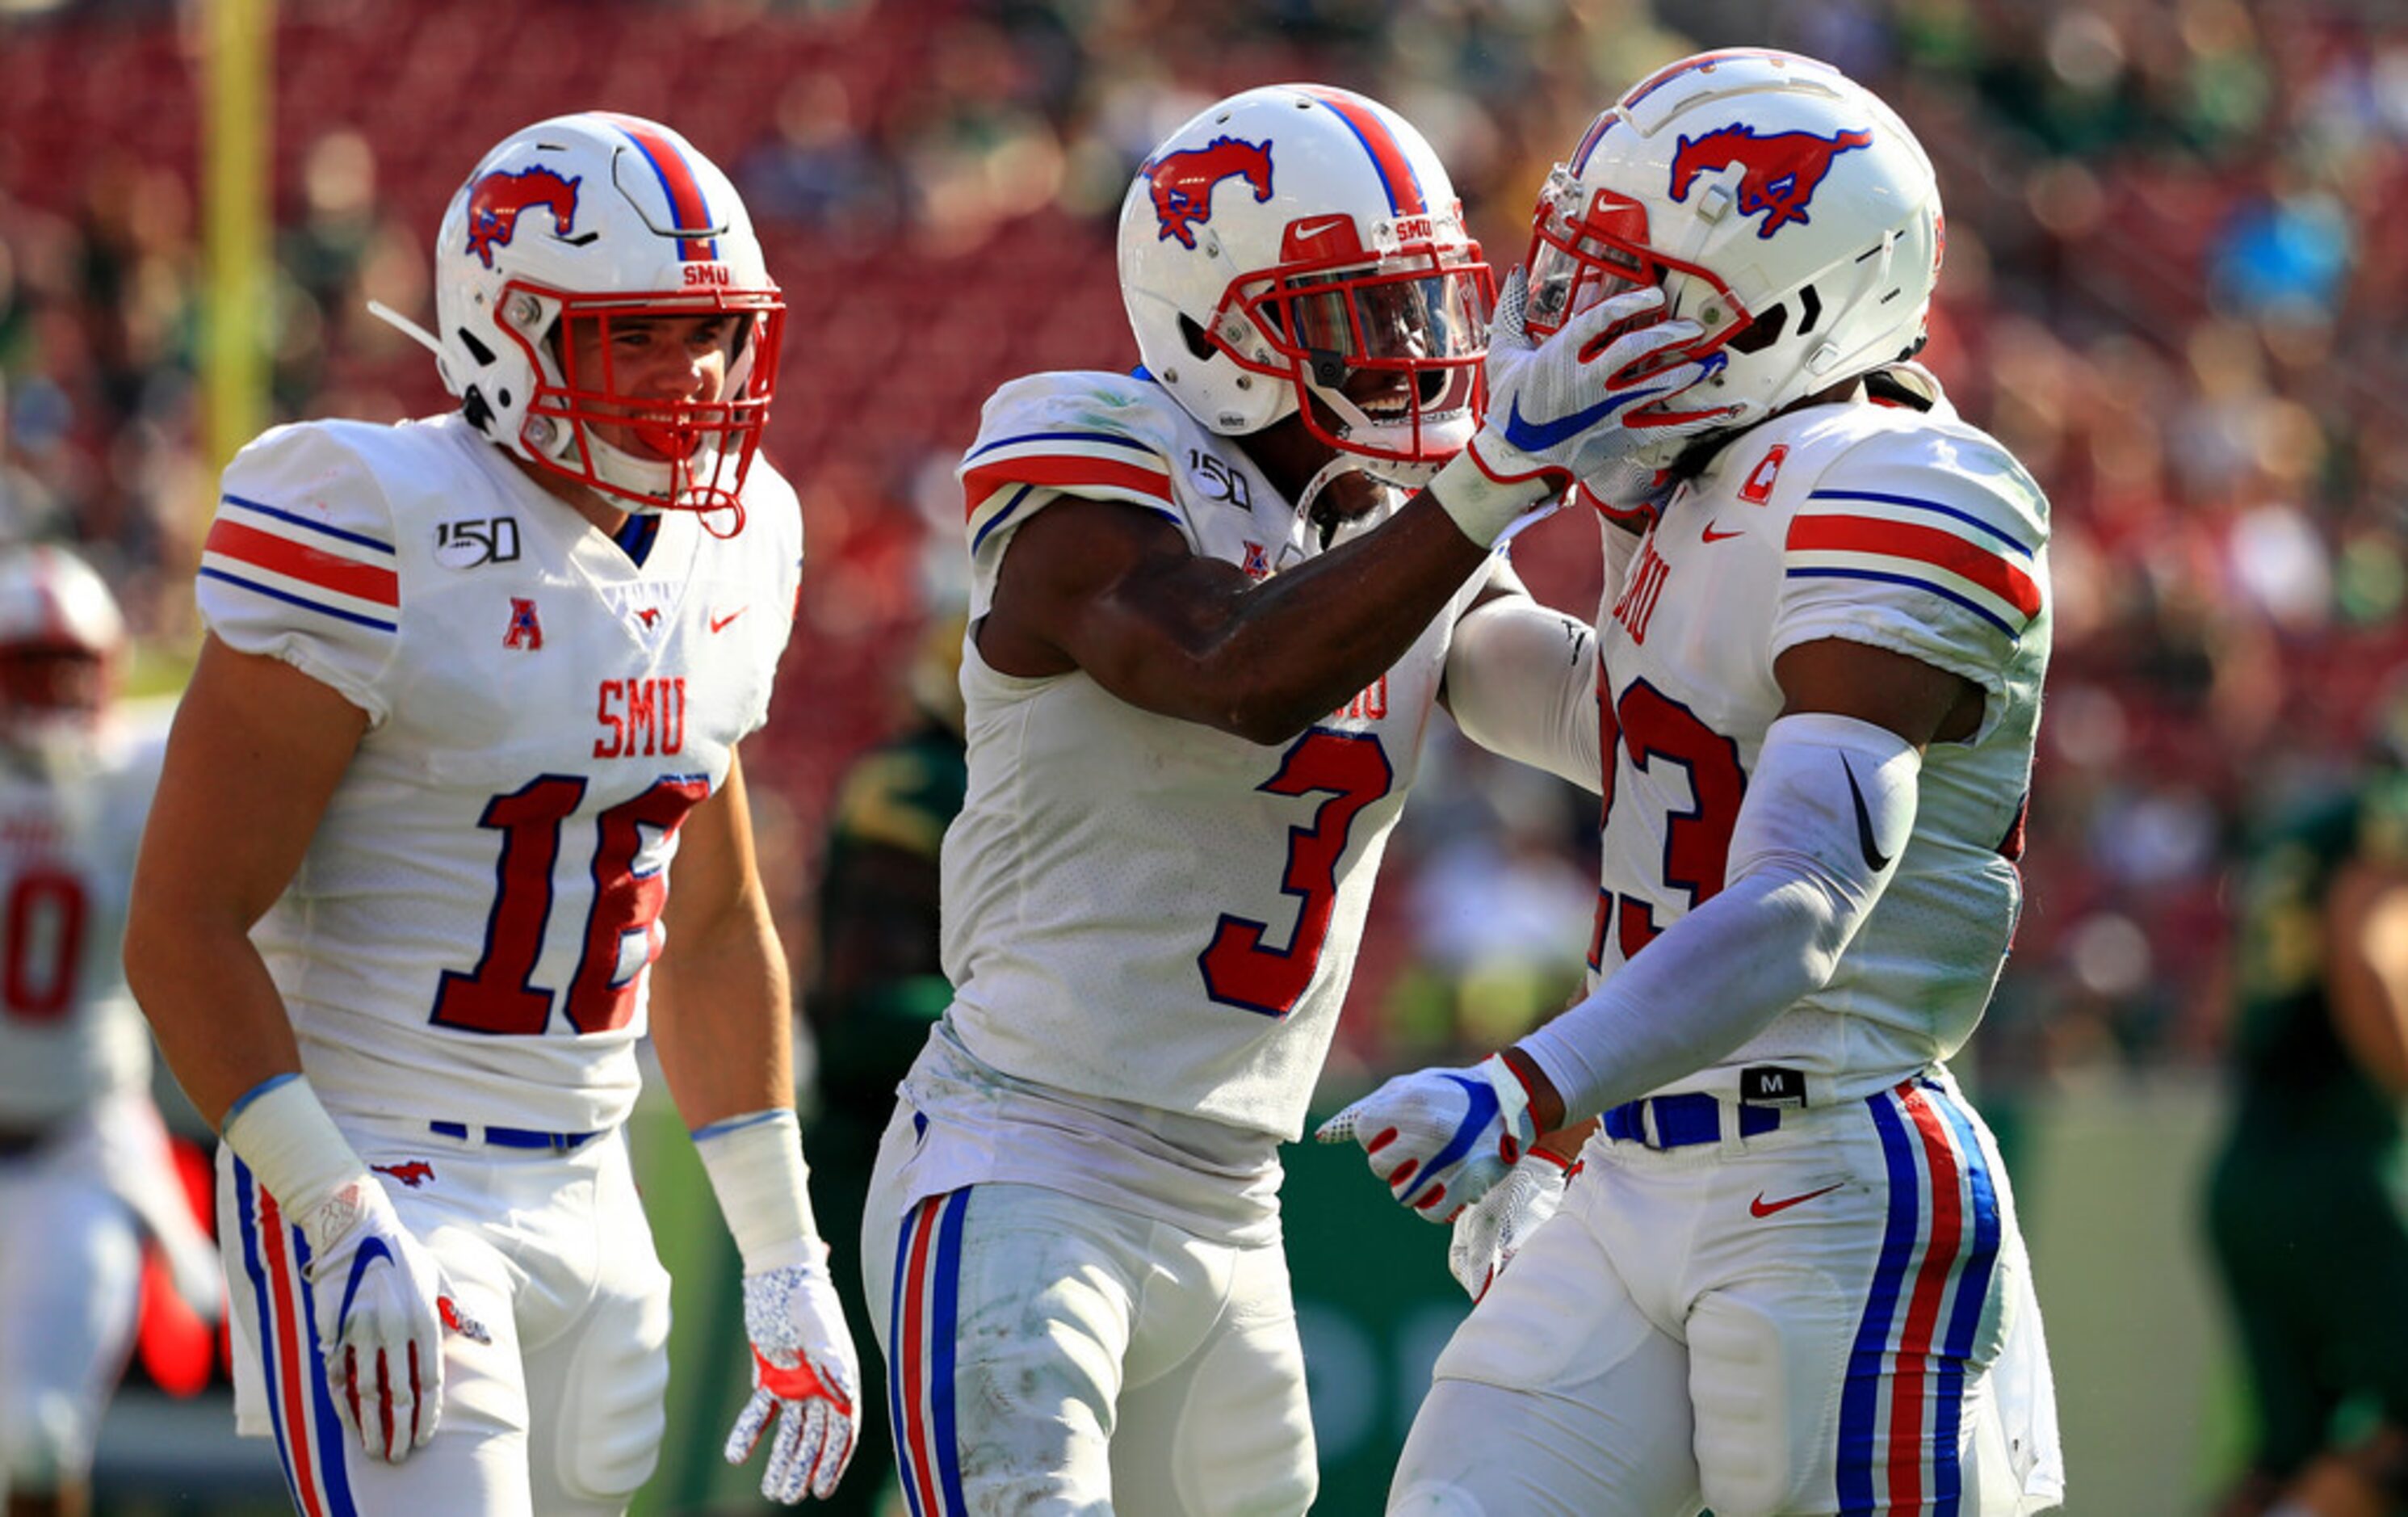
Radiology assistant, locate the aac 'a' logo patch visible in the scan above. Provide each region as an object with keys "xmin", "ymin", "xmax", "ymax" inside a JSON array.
[{"xmin": 504, "ymin": 597, "xmax": 543, "ymax": 650}]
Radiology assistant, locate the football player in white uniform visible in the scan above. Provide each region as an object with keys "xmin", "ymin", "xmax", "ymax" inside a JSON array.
[
  {"xmin": 1319, "ymin": 51, "xmax": 2067, "ymax": 1515},
  {"xmin": 0, "ymin": 544, "xmax": 220, "ymax": 1517},
  {"xmin": 858, "ymin": 83, "xmax": 1730, "ymax": 1515},
  {"xmin": 124, "ymin": 114, "xmax": 859, "ymax": 1515}
]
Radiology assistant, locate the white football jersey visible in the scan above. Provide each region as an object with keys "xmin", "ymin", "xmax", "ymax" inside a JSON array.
[
  {"xmin": 940, "ymin": 370, "xmax": 1492, "ymax": 1141},
  {"xmin": 1592, "ymin": 376, "xmax": 2049, "ymax": 1103},
  {"xmin": 0, "ymin": 714, "xmax": 167, "ymax": 1125},
  {"xmin": 197, "ymin": 413, "xmax": 802, "ymax": 1134}
]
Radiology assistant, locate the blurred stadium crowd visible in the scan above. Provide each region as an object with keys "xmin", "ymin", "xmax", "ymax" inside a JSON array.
[{"xmin": 2, "ymin": 0, "xmax": 2406, "ymax": 1106}]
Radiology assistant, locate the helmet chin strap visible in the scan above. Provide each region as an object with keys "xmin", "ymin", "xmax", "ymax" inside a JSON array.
[{"xmin": 1292, "ymin": 454, "xmax": 1410, "ymax": 547}]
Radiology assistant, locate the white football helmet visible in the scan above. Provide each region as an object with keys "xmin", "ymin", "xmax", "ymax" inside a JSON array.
[
  {"xmin": 418, "ymin": 112, "xmax": 784, "ymax": 515},
  {"xmin": 0, "ymin": 543, "xmax": 122, "ymax": 759},
  {"xmin": 1524, "ymin": 49, "xmax": 1942, "ymax": 458},
  {"xmin": 1118, "ymin": 84, "xmax": 1493, "ymax": 486}
]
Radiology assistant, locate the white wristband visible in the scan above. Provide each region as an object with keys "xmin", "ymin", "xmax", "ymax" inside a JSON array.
[
  {"xmin": 1425, "ymin": 448, "xmax": 1554, "ymax": 548},
  {"xmin": 220, "ymin": 1074, "xmax": 370, "ymax": 1222},
  {"xmin": 693, "ymin": 1107, "xmax": 822, "ymax": 1275}
]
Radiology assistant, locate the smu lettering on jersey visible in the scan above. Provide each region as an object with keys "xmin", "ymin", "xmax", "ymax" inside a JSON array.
[
  {"xmin": 0, "ymin": 715, "xmax": 167, "ymax": 1124},
  {"xmin": 1592, "ymin": 373, "xmax": 2049, "ymax": 1103},
  {"xmin": 199, "ymin": 413, "xmax": 802, "ymax": 1134},
  {"xmin": 942, "ymin": 371, "xmax": 1486, "ymax": 1140}
]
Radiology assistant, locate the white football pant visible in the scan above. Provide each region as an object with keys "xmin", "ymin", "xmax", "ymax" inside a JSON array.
[
  {"xmin": 0, "ymin": 1116, "xmax": 144, "ymax": 1498},
  {"xmin": 219, "ymin": 1119, "xmax": 670, "ymax": 1517},
  {"xmin": 863, "ymin": 1112, "xmax": 1316, "ymax": 1515},
  {"xmin": 1392, "ymin": 1074, "xmax": 2062, "ymax": 1516}
]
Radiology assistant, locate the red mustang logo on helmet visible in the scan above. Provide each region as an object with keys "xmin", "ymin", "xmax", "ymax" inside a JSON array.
[
  {"xmin": 1669, "ymin": 124, "xmax": 1873, "ymax": 238},
  {"xmin": 464, "ymin": 166, "xmax": 581, "ymax": 268},
  {"xmin": 1146, "ymin": 136, "xmax": 1274, "ymax": 250}
]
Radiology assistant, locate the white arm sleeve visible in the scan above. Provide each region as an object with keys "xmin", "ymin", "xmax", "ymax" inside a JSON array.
[
  {"xmin": 1441, "ymin": 595, "xmax": 1601, "ymax": 794},
  {"xmin": 1516, "ymin": 712, "xmax": 1919, "ymax": 1119}
]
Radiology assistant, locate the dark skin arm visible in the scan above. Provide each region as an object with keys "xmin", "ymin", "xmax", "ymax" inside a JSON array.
[
  {"xmin": 975, "ymin": 492, "xmax": 1491, "ymax": 746},
  {"xmin": 1503, "ymin": 637, "xmax": 1982, "ymax": 1132}
]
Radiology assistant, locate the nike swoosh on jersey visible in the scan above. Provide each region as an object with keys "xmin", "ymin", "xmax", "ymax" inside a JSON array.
[
  {"xmin": 1749, "ymin": 1181, "xmax": 1844, "ymax": 1217},
  {"xmin": 709, "ymin": 608, "xmax": 746, "ymax": 632},
  {"xmin": 1841, "ymin": 754, "xmax": 1892, "ymax": 872},
  {"xmin": 1701, "ymin": 520, "xmax": 1743, "ymax": 542},
  {"xmin": 1500, "ymin": 382, "xmax": 1667, "ymax": 454}
]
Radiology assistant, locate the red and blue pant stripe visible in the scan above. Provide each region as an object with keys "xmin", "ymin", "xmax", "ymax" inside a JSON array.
[
  {"xmin": 1837, "ymin": 1078, "xmax": 2003, "ymax": 1515},
  {"xmin": 233, "ymin": 1158, "xmax": 359, "ymax": 1517},
  {"xmin": 888, "ymin": 1187, "xmax": 972, "ymax": 1517}
]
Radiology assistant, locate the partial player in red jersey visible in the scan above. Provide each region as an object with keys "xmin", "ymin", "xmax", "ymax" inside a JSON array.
[
  {"xmin": 124, "ymin": 113, "xmax": 858, "ymax": 1513},
  {"xmin": 0, "ymin": 544, "xmax": 220, "ymax": 1517}
]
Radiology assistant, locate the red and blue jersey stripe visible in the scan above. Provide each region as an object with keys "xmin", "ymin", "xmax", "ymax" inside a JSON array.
[
  {"xmin": 960, "ymin": 428, "xmax": 1179, "ymax": 553},
  {"xmin": 1298, "ymin": 86, "xmax": 1428, "ymax": 219},
  {"xmin": 597, "ymin": 111, "xmax": 719, "ymax": 263},
  {"xmin": 1786, "ymin": 487, "xmax": 2043, "ymax": 641},
  {"xmin": 1837, "ymin": 1078, "xmax": 2003, "ymax": 1515},
  {"xmin": 203, "ymin": 494, "xmax": 401, "ymax": 634}
]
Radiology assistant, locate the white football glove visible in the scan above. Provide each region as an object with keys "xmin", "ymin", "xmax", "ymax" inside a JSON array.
[
  {"xmin": 1449, "ymin": 1149, "xmax": 1576, "ymax": 1301},
  {"xmin": 1470, "ymin": 267, "xmax": 1729, "ymax": 488},
  {"xmin": 724, "ymin": 1253, "xmax": 860, "ymax": 1503},
  {"xmin": 1315, "ymin": 1053, "xmax": 1539, "ymax": 1223},
  {"xmin": 294, "ymin": 1175, "xmax": 476, "ymax": 1464}
]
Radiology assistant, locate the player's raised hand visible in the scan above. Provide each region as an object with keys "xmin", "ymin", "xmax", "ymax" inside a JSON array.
[
  {"xmin": 1315, "ymin": 1053, "xmax": 1540, "ymax": 1223},
  {"xmin": 1449, "ymin": 1149, "xmax": 1575, "ymax": 1301},
  {"xmin": 1470, "ymin": 268, "xmax": 1727, "ymax": 489},
  {"xmin": 725, "ymin": 1248, "xmax": 860, "ymax": 1503},
  {"xmin": 293, "ymin": 1174, "xmax": 470, "ymax": 1463}
]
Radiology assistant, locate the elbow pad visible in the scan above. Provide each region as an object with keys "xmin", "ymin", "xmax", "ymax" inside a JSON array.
[{"xmin": 1515, "ymin": 712, "xmax": 1919, "ymax": 1120}]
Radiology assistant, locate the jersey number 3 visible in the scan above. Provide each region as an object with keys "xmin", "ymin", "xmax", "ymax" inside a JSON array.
[
  {"xmin": 433, "ymin": 774, "xmax": 710, "ymax": 1036},
  {"xmin": 1201, "ymin": 729, "xmax": 1394, "ymax": 1018}
]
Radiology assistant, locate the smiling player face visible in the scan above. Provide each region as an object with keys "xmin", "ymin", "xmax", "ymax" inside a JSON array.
[{"xmin": 559, "ymin": 310, "xmax": 741, "ymax": 462}]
